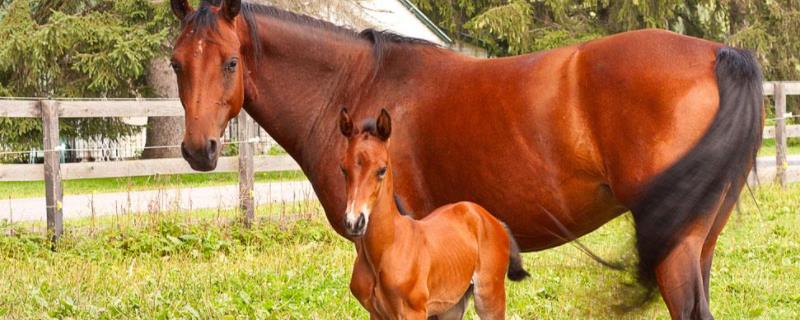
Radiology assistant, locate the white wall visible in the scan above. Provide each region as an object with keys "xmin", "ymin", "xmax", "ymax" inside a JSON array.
[{"xmin": 356, "ymin": 0, "xmax": 446, "ymax": 45}]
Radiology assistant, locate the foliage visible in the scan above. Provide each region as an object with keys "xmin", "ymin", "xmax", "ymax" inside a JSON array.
[
  {"xmin": 0, "ymin": 184, "xmax": 798, "ymax": 318},
  {"xmin": 0, "ymin": 0, "xmax": 176, "ymax": 162},
  {"xmin": 412, "ymin": 0, "xmax": 800, "ymax": 89}
]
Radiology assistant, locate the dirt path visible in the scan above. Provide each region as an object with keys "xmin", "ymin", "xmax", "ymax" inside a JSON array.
[
  {"xmin": 0, "ymin": 181, "xmax": 316, "ymax": 222},
  {"xmin": 1, "ymin": 155, "xmax": 797, "ymax": 223}
]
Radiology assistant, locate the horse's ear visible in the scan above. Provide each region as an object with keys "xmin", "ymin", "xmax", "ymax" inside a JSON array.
[
  {"xmin": 339, "ymin": 108, "xmax": 354, "ymax": 137},
  {"xmin": 222, "ymin": 0, "xmax": 241, "ymax": 21},
  {"xmin": 376, "ymin": 108, "xmax": 392, "ymax": 141},
  {"xmin": 171, "ymin": 0, "xmax": 193, "ymax": 20}
]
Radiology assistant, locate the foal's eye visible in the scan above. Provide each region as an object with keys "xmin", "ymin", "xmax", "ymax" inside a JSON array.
[
  {"xmin": 224, "ymin": 58, "xmax": 238, "ymax": 72},
  {"xmin": 170, "ymin": 61, "xmax": 181, "ymax": 72},
  {"xmin": 340, "ymin": 165, "xmax": 347, "ymax": 177},
  {"xmin": 377, "ymin": 167, "xmax": 387, "ymax": 179}
]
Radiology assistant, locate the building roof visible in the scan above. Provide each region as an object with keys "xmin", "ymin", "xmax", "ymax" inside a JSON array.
[
  {"xmin": 357, "ymin": 0, "xmax": 453, "ymax": 45},
  {"xmin": 395, "ymin": 0, "xmax": 452, "ymax": 44}
]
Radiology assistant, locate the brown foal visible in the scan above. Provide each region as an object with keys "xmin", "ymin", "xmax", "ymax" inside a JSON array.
[{"xmin": 339, "ymin": 109, "xmax": 529, "ymax": 319}]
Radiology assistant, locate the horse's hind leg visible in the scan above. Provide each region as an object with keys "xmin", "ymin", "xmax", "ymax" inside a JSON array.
[
  {"xmin": 436, "ymin": 285, "xmax": 472, "ymax": 320},
  {"xmin": 656, "ymin": 233, "xmax": 710, "ymax": 319},
  {"xmin": 700, "ymin": 189, "xmax": 738, "ymax": 301},
  {"xmin": 655, "ymin": 193, "xmax": 729, "ymax": 320}
]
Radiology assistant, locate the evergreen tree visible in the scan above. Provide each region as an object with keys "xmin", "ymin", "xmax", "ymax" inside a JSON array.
[
  {"xmin": 0, "ymin": 0, "xmax": 175, "ymax": 161},
  {"xmin": 412, "ymin": 0, "xmax": 800, "ymax": 86}
]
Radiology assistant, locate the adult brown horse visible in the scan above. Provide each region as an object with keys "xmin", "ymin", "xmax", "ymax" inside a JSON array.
[{"xmin": 169, "ymin": 1, "xmax": 764, "ymax": 318}]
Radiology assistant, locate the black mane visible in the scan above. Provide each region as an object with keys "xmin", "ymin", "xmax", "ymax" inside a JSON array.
[{"xmin": 184, "ymin": 1, "xmax": 439, "ymax": 67}]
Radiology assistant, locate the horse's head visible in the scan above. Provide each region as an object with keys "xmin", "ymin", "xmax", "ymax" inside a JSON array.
[
  {"xmin": 338, "ymin": 108, "xmax": 392, "ymax": 237},
  {"xmin": 170, "ymin": 0, "xmax": 246, "ymax": 171}
]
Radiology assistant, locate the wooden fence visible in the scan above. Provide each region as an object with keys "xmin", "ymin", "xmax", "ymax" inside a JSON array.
[
  {"xmin": 0, "ymin": 81, "xmax": 799, "ymax": 241},
  {"xmin": 0, "ymin": 99, "xmax": 299, "ymax": 241},
  {"xmin": 763, "ymin": 82, "xmax": 800, "ymax": 187}
]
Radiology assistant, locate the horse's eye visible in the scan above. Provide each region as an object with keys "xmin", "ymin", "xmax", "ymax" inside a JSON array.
[
  {"xmin": 224, "ymin": 58, "xmax": 238, "ymax": 72},
  {"xmin": 170, "ymin": 61, "xmax": 181, "ymax": 72},
  {"xmin": 340, "ymin": 165, "xmax": 347, "ymax": 177},
  {"xmin": 377, "ymin": 167, "xmax": 387, "ymax": 179}
]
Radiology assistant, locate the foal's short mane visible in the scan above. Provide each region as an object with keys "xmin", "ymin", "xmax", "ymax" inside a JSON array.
[
  {"xmin": 360, "ymin": 119, "xmax": 378, "ymax": 137},
  {"xmin": 185, "ymin": 1, "xmax": 438, "ymax": 68}
]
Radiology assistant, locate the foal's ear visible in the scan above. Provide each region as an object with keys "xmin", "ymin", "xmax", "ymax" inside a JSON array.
[
  {"xmin": 171, "ymin": 0, "xmax": 193, "ymax": 20},
  {"xmin": 339, "ymin": 108, "xmax": 354, "ymax": 137},
  {"xmin": 222, "ymin": 0, "xmax": 241, "ymax": 21},
  {"xmin": 376, "ymin": 108, "xmax": 392, "ymax": 141}
]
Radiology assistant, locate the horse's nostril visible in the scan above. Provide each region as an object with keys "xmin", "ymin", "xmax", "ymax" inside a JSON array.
[
  {"xmin": 181, "ymin": 143, "xmax": 191, "ymax": 159},
  {"xmin": 207, "ymin": 139, "xmax": 219, "ymax": 157},
  {"xmin": 356, "ymin": 214, "xmax": 366, "ymax": 230}
]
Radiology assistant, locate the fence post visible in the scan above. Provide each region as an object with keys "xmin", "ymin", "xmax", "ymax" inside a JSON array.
[
  {"xmin": 41, "ymin": 100, "xmax": 63, "ymax": 242},
  {"xmin": 775, "ymin": 82, "xmax": 787, "ymax": 188},
  {"xmin": 238, "ymin": 111, "xmax": 255, "ymax": 226}
]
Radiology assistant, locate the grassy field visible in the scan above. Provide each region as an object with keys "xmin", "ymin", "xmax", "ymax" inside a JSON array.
[
  {"xmin": 758, "ymin": 137, "xmax": 800, "ymax": 156},
  {"xmin": 0, "ymin": 170, "xmax": 305, "ymax": 200},
  {"xmin": 0, "ymin": 184, "xmax": 798, "ymax": 319}
]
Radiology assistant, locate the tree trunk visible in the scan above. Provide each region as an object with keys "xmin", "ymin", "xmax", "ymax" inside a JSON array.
[{"xmin": 142, "ymin": 57, "xmax": 184, "ymax": 159}]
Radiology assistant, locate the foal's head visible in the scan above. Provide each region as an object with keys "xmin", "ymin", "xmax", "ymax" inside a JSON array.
[
  {"xmin": 170, "ymin": 0, "xmax": 247, "ymax": 171},
  {"xmin": 338, "ymin": 108, "xmax": 393, "ymax": 237}
]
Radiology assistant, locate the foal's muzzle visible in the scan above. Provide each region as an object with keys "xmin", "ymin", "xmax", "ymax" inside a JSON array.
[{"xmin": 344, "ymin": 213, "xmax": 366, "ymax": 237}]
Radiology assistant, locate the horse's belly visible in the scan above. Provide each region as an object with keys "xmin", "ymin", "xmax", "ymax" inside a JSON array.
[
  {"xmin": 510, "ymin": 180, "xmax": 628, "ymax": 251},
  {"xmin": 425, "ymin": 169, "xmax": 626, "ymax": 251}
]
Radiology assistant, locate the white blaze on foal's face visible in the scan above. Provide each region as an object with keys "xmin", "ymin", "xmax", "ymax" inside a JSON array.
[{"xmin": 195, "ymin": 39, "xmax": 205, "ymax": 56}]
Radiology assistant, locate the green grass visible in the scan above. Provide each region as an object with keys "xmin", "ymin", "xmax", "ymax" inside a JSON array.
[
  {"xmin": 0, "ymin": 170, "xmax": 305, "ymax": 199},
  {"xmin": 758, "ymin": 138, "xmax": 800, "ymax": 156},
  {"xmin": 0, "ymin": 184, "xmax": 798, "ymax": 319}
]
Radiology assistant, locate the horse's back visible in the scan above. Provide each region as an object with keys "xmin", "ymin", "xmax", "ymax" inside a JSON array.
[{"xmin": 422, "ymin": 201, "xmax": 509, "ymax": 257}]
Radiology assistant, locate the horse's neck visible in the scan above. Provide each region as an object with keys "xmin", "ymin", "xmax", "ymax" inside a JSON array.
[
  {"xmin": 241, "ymin": 15, "xmax": 374, "ymax": 171},
  {"xmin": 362, "ymin": 182, "xmax": 406, "ymax": 265},
  {"xmin": 238, "ymin": 13, "xmax": 454, "ymax": 228}
]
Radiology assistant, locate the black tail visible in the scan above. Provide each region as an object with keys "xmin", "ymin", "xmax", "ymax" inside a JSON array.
[
  {"xmin": 502, "ymin": 223, "xmax": 530, "ymax": 281},
  {"xmin": 631, "ymin": 47, "xmax": 763, "ymax": 288}
]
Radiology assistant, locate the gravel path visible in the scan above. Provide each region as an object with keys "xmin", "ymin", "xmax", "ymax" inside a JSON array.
[
  {"xmin": 1, "ymin": 181, "xmax": 316, "ymax": 223},
  {"xmin": 1, "ymin": 155, "xmax": 796, "ymax": 223}
]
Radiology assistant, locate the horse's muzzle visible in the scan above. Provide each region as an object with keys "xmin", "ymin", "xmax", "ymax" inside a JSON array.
[
  {"xmin": 344, "ymin": 213, "xmax": 366, "ymax": 237},
  {"xmin": 181, "ymin": 139, "xmax": 220, "ymax": 172}
]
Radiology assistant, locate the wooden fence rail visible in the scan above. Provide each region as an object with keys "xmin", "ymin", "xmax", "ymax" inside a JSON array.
[
  {"xmin": 0, "ymin": 81, "xmax": 799, "ymax": 241},
  {"xmin": 0, "ymin": 99, "xmax": 300, "ymax": 241}
]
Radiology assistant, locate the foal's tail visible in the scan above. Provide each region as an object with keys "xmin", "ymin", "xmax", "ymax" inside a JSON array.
[{"xmin": 502, "ymin": 223, "xmax": 530, "ymax": 282}]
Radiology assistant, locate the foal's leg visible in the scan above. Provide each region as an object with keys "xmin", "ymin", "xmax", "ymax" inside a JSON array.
[
  {"xmin": 473, "ymin": 273, "xmax": 506, "ymax": 320},
  {"xmin": 350, "ymin": 243, "xmax": 377, "ymax": 315},
  {"xmin": 436, "ymin": 285, "xmax": 472, "ymax": 320},
  {"xmin": 653, "ymin": 193, "xmax": 727, "ymax": 320},
  {"xmin": 472, "ymin": 250, "xmax": 508, "ymax": 319},
  {"xmin": 392, "ymin": 294, "xmax": 428, "ymax": 320}
]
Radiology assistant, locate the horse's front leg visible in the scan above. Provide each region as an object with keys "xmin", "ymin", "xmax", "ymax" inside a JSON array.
[{"xmin": 350, "ymin": 243, "xmax": 378, "ymax": 316}]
